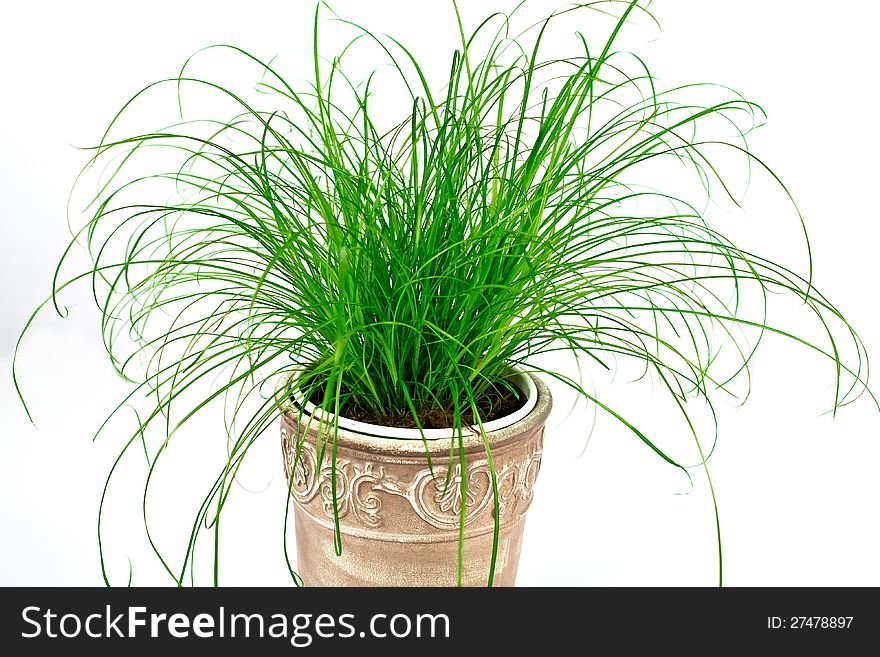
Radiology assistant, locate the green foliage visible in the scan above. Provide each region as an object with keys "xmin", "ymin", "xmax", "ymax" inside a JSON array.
[{"xmin": 16, "ymin": 0, "xmax": 873, "ymax": 586}]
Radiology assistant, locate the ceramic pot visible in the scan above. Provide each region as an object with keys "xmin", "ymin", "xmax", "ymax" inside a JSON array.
[{"xmin": 280, "ymin": 370, "xmax": 551, "ymax": 586}]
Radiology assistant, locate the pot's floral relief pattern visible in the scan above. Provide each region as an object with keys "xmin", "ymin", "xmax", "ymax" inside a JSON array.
[{"xmin": 282, "ymin": 427, "xmax": 543, "ymax": 531}]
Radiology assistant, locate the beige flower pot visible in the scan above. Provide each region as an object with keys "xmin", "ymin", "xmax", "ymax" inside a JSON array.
[{"xmin": 280, "ymin": 372, "xmax": 552, "ymax": 586}]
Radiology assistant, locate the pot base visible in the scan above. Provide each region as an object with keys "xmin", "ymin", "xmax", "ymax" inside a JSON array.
[{"xmin": 295, "ymin": 506, "xmax": 525, "ymax": 587}]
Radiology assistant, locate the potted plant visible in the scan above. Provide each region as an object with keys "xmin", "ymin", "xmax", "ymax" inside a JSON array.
[{"xmin": 15, "ymin": 0, "xmax": 873, "ymax": 587}]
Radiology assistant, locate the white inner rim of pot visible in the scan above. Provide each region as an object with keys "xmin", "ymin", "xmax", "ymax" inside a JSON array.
[{"xmin": 292, "ymin": 364, "xmax": 538, "ymax": 440}]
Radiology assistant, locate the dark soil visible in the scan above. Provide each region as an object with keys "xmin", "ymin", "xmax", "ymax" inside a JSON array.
[{"xmin": 304, "ymin": 380, "xmax": 526, "ymax": 429}]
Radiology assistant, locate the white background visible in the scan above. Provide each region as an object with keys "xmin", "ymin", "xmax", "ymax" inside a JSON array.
[{"xmin": 1, "ymin": 0, "xmax": 878, "ymax": 587}]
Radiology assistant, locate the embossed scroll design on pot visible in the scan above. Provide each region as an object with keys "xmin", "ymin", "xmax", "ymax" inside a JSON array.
[{"xmin": 281, "ymin": 426, "xmax": 543, "ymax": 531}]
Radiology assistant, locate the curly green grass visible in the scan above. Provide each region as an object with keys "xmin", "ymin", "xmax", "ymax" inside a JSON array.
[{"xmin": 15, "ymin": 0, "xmax": 874, "ymax": 586}]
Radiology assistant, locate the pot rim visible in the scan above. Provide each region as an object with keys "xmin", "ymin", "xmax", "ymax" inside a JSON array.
[
  {"xmin": 287, "ymin": 364, "xmax": 537, "ymax": 440},
  {"xmin": 281, "ymin": 370, "xmax": 552, "ymax": 456}
]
